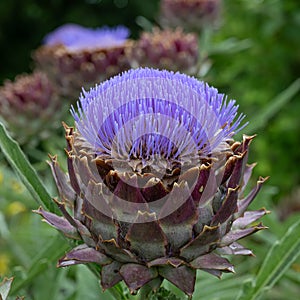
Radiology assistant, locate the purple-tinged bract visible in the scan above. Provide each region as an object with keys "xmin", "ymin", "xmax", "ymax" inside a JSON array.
[{"xmin": 36, "ymin": 68, "xmax": 268, "ymax": 297}]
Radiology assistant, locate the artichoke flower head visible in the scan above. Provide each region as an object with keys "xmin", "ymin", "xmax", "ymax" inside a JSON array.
[{"xmin": 36, "ymin": 68, "xmax": 268, "ymax": 296}]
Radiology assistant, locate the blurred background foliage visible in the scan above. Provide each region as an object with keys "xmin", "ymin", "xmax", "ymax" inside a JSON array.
[
  {"xmin": 209, "ymin": 0, "xmax": 300, "ymax": 202},
  {"xmin": 0, "ymin": 0, "xmax": 300, "ymax": 299}
]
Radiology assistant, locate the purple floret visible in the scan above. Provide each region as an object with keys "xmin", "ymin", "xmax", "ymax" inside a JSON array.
[
  {"xmin": 43, "ymin": 23, "xmax": 130, "ymax": 51},
  {"xmin": 71, "ymin": 68, "xmax": 246, "ymax": 162}
]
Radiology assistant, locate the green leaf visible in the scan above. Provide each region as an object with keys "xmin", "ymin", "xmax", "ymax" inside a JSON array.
[
  {"xmin": 135, "ymin": 16, "xmax": 153, "ymax": 32},
  {"xmin": 32, "ymin": 267, "xmax": 73, "ymax": 300},
  {"xmin": 75, "ymin": 265, "xmax": 115, "ymax": 300},
  {"xmin": 161, "ymin": 280, "xmax": 187, "ymax": 300},
  {"xmin": 236, "ymin": 219, "xmax": 300, "ymax": 300},
  {"xmin": 195, "ymin": 273, "xmax": 251, "ymax": 299},
  {"xmin": 246, "ymin": 78, "xmax": 300, "ymax": 134},
  {"xmin": 147, "ymin": 287, "xmax": 182, "ymax": 300},
  {"xmin": 209, "ymin": 37, "xmax": 253, "ymax": 55},
  {"xmin": 0, "ymin": 121, "xmax": 59, "ymax": 214},
  {"xmin": 10, "ymin": 234, "xmax": 69, "ymax": 295}
]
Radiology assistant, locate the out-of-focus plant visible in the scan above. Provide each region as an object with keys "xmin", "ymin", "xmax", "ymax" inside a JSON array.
[
  {"xmin": 159, "ymin": 0, "xmax": 222, "ymax": 33},
  {"xmin": 129, "ymin": 27, "xmax": 200, "ymax": 74},
  {"xmin": 207, "ymin": 0, "xmax": 300, "ymax": 201},
  {"xmin": 0, "ymin": 71, "xmax": 62, "ymax": 149},
  {"xmin": 33, "ymin": 24, "xmax": 133, "ymax": 102}
]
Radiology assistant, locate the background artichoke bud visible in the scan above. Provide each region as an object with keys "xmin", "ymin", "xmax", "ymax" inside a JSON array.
[
  {"xmin": 0, "ymin": 71, "xmax": 60, "ymax": 147},
  {"xmin": 159, "ymin": 0, "xmax": 222, "ymax": 32},
  {"xmin": 36, "ymin": 68, "xmax": 268, "ymax": 296},
  {"xmin": 129, "ymin": 27, "xmax": 199, "ymax": 75},
  {"xmin": 33, "ymin": 24, "xmax": 132, "ymax": 102}
]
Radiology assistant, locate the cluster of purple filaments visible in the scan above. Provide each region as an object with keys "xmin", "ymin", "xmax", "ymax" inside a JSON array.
[
  {"xmin": 44, "ymin": 23, "xmax": 129, "ymax": 51},
  {"xmin": 71, "ymin": 68, "xmax": 246, "ymax": 163}
]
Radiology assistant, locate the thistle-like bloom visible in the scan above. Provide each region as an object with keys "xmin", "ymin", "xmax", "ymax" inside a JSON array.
[
  {"xmin": 0, "ymin": 71, "xmax": 60, "ymax": 146},
  {"xmin": 43, "ymin": 24, "xmax": 129, "ymax": 51},
  {"xmin": 130, "ymin": 28, "xmax": 199, "ymax": 74},
  {"xmin": 36, "ymin": 68, "xmax": 268, "ymax": 296},
  {"xmin": 33, "ymin": 24, "xmax": 132, "ymax": 100},
  {"xmin": 160, "ymin": 0, "xmax": 221, "ymax": 32}
]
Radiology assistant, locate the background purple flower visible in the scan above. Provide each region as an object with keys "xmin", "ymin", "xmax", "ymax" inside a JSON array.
[{"xmin": 43, "ymin": 23, "xmax": 130, "ymax": 51}]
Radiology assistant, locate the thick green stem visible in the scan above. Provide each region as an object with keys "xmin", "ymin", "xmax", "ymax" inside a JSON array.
[
  {"xmin": 106, "ymin": 282, "xmax": 129, "ymax": 300},
  {"xmin": 106, "ymin": 287, "xmax": 126, "ymax": 300},
  {"xmin": 137, "ymin": 283, "xmax": 153, "ymax": 300}
]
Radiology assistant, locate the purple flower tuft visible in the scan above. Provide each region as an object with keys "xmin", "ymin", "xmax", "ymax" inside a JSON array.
[
  {"xmin": 72, "ymin": 68, "xmax": 246, "ymax": 164},
  {"xmin": 44, "ymin": 23, "xmax": 130, "ymax": 51}
]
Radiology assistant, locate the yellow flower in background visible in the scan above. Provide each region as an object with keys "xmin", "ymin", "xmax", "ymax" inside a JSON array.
[
  {"xmin": 6, "ymin": 201, "xmax": 27, "ymax": 216},
  {"xmin": 0, "ymin": 171, "xmax": 3, "ymax": 185},
  {"xmin": 10, "ymin": 180, "xmax": 24, "ymax": 194},
  {"xmin": 0, "ymin": 254, "xmax": 10, "ymax": 276}
]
